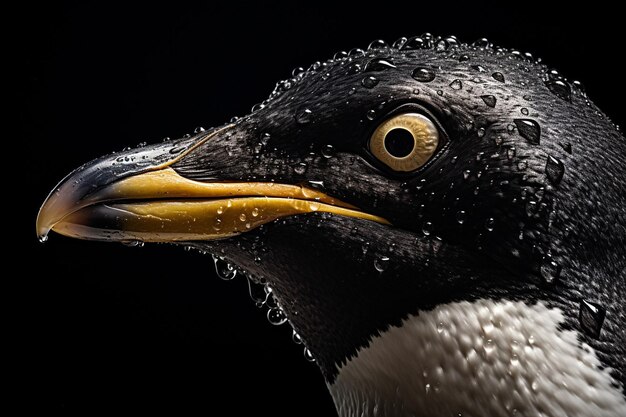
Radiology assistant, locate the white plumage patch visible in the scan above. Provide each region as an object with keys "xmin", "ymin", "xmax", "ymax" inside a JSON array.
[{"xmin": 329, "ymin": 299, "xmax": 626, "ymax": 417}]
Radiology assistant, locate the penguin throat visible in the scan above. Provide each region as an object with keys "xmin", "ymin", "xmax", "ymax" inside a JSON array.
[{"xmin": 328, "ymin": 299, "xmax": 626, "ymax": 417}]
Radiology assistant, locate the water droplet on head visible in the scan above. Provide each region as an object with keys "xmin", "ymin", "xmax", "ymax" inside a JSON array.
[
  {"xmin": 412, "ymin": 67, "xmax": 436, "ymax": 82},
  {"xmin": 267, "ymin": 307, "xmax": 288, "ymax": 325},
  {"xmin": 401, "ymin": 36, "xmax": 430, "ymax": 50},
  {"xmin": 321, "ymin": 144, "xmax": 335, "ymax": 158},
  {"xmin": 251, "ymin": 207, "xmax": 259, "ymax": 217},
  {"xmin": 295, "ymin": 108, "xmax": 313, "ymax": 124},
  {"xmin": 362, "ymin": 76, "xmax": 379, "ymax": 88},
  {"xmin": 484, "ymin": 218, "xmax": 495, "ymax": 232},
  {"xmin": 507, "ymin": 147, "xmax": 516, "ymax": 159},
  {"xmin": 456, "ymin": 210, "xmax": 466, "ymax": 224},
  {"xmin": 422, "ymin": 221, "xmax": 434, "ymax": 236},
  {"xmin": 212, "ymin": 255, "xmax": 237, "ymax": 280},
  {"xmin": 481, "ymin": 95, "xmax": 497, "ymax": 108},
  {"xmin": 368, "ymin": 39, "xmax": 388, "ymax": 50},
  {"xmin": 514, "ymin": 119, "xmax": 541, "ymax": 144},
  {"xmin": 545, "ymin": 79, "xmax": 572, "ymax": 102},
  {"xmin": 540, "ymin": 256, "xmax": 561, "ymax": 285},
  {"xmin": 477, "ymin": 127, "xmax": 486, "ymax": 138},
  {"xmin": 471, "ymin": 64, "xmax": 486, "ymax": 72},
  {"xmin": 364, "ymin": 58, "xmax": 396, "ymax": 72},
  {"xmin": 194, "ymin": 126, "xmax": 205, "ymax": 134},
  {"xmin": 366, "ymin": 109, "xmax": 377, "ymax": 120},
  {"xmin": 304, "ymin": 347, "xmax": 316, "ymax": 362},
  {"xmin": 579, "ymin": 300, "xmax": 606, "ymax": 339},
  {"xmin": 449, "ymin": 79, "xmax": 463, "ymax": 90},
  {"xmin": 520, "ymin": 107, "xmax": 529, "ymax": 115},
  {"xmin": 374, "ymin": 256, "xmax": 389, "ymax": 272},
  {"xmin": 333, "ymin": 51, "xmax": 348, "ymax": 60},
  {"xmin": 545, "ymin": 155, "xmax": 565, "ymax": 185},
  {"xmin": 239, "ymin": 213, "xmax": 247, "ymax": 222},
  {"xmin": 472, "ymin": 38, "xmax": 491, "ymax": 48},
  {"xmin": 294, "ymin": 163, "xmax": 307, "ymax": 175},
  {"xmin": 392, "ymin": 36, "xmax": 408, "ymax": 49},
  {"xmin": 492, "ymin": 72, "xmax": 505, "ymax": 83},
  {"xmin": 247, "ymin": 277, "xmax": 268, "ymax": 307},
  {"xmin": 560, "ymin": 142, "xmax": 572, "ymax": 154},
  {"xmin": 347, "ymin": 63, "xmax": 362, "ymax": 74},
  {"xmin": 459, "ymin": 54, "xmax": 470, "ymax": 62}
]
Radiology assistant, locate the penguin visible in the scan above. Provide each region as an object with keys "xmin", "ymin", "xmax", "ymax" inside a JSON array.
[{"xmin": 37, "ymin": 34, "xmax": 626, "ymax": 416}]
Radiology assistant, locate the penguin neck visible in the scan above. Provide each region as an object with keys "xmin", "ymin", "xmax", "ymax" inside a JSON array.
[{"xmin": 327, "ymin": 299, "xmax": 626, "ymax": 417}]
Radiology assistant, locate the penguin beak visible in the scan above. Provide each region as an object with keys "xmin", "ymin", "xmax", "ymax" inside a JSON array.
[{"xmin": 37, "ymin": 126, "xmax": 389, "ymax": 243}]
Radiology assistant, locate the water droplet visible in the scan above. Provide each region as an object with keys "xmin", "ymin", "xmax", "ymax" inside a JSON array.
[
  {"xmin": 484, "ymin": 338, "xmax": 495, "ymax": 354},
  {"xmin": 514, "ymin": 119, "xmax": 541, "ymax": 144},
  {"xmin": 267, "ymin": 307, "xmax": 287, "ymax": 325},
  {"xmin": 545, "ymin": 79, "xmax": 572, "ymax": 102},
  {"xmin": 437, "ymin": 90, "xmax": 444, "ymax": 96},
  {"xmin": 412, "ymin": 67, "xmax": 435, "ymax": 82},
  {"xmin": 194, "ymin": 126, "xmax": 205, "ymax": 133},
  {"xmin": 484, "ymin": 217, "xmax": 495, "ymax": 232},
  {"xmin": 560, "ymin": 142, "xmax": 572, "ymax": 154},
  {"xmin": 122, "ymin": 239, "xmax": 144, "ymax": 247},
  {"xmin": 347, "ymin": 63, "xmax": 362, "ymax": 74},
  {"xmin": 401, "ymin": 36, "xmax": 430, "ymax": 50},
  {"xmin": 471, "ymin": 64, "xmax": 486, "ymax": 72},
  {"xmin": 545, "ymin": 155, "xmax": 565, "ymax": 185},
  {"xmin": 422, "ymin": 221, "xmax": 434, "ymax": 236},
  {"xmin": 247, "ymin": 278, "xmax": 268, "ymax": 307},
  {"xmin": 333, "ymin": 50, "xmax": 348, "ymax": 60},
  {"xmin": 239, "ymin": 213, "xmax": 247, "ymax": 222},
  {"xmin": 481, "ymin": 95, "xmax": 497, "ymax": 108},
  {"xmin": 304, "ymin": 347, "xmax": 316, "ymax": 362},
  {"xmin": 374, "ymin": 256, "xmax": 389, "ymax": 272},
  {"xmin": 364, "ymin": 58, "xmax": 396, "ymax": 72},
  {"xmin": 456, "ymin": 210, "xmax": 466, "ymax": 224},
  {"xmin": 579, "ymin": 300, "xmax": 606, "ymax": 339},
  {"xmin": 540, "ymin": 256, "xmax": 561, "ymax": 285},
  {"xmin": 463, "ymin": 169, "xmax": 471, "ymax": 180},
  {"xmin": 449, "ymin": 79, "xmax": 463, "ymax": 90},
  {"xmin": 321, "ymin": 144, "xmax": 335, "ymax": 158},
  {"xmin": 348, "ymin": 48, "xmax": 365, "ymax": 57},
  {"xmin": 366, "ymin": 109, "xmax": 376, "ymax": 120},
  {"xmin": 492, "ymin": 72, "xmax": 505, "ymax": 83},
  {"xmin": 212, "ymin": 255, "xmax": 237, "ymax": 280},
  {"xmin": 459, "ymin": 54, "xmax": 470, "ymax": 62},
  {"xmin": 169, "ymin": 146, "xmax": 186, "ymax": 154},
  {"xmin": 38, "ymin": 234, "xmax": 49, "ymax": 243},
  {"xmin": 294, "ymin": 163, "xmax": 307, "ymax": 175},
  {"xmin": 520, "ymin": 107, "xmax": 529, "ymax": 115},
  {"xmin": 251, "ymin": 207, "xmax": 259, "ymax": 217},
  {"xmin": 292, "ymin": 330, "xmax": 303, "ymax": 344},
  {"xmin": 437, "ymin": 322, "xmax": 445, "ymax": 333},
  {"xmin": 507, "ymin": 147, "xmax": 516, "ymax": 159},
  {"xmin": 362, "ymin": 76, "xmax": 379, "ymax": 88},
  {"xmin": 295, "ymin": 108, "xmax": 313, "ymax": 124},
  {"xmin": 392, "ymin": 36, "xmax": 408, "ymax": 49},
  {"xmin": 472, "ymin": 38, "xmax": 491, "ymax": 48},
  {"xmin": 477, "ymin": 127, "xmax": 486, "ymax": 138},
  {"xmin": 368, "ymin": 39, "xmax": 388, "ymax": 50}
]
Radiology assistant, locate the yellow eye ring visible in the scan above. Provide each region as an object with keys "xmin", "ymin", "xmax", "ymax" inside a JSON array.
[{"xmin": 369, "ymin": 113, "xmax": 440, "ymax": 172}]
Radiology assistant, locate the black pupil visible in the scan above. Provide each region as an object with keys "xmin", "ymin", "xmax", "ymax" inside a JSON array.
[{"xmin": 384, "ymin": 128, "xmax": 415, "ymax": 158}]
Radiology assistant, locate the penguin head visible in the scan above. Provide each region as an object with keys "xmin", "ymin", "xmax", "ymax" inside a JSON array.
[{"xmin": 37, "ymin": 35, "xmax": 625, "ymax": 386}]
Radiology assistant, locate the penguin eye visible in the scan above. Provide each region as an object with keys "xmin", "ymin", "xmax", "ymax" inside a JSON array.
[{"xmin": 369, "ymin": 113, "xmax": 440, "ymax": 172}]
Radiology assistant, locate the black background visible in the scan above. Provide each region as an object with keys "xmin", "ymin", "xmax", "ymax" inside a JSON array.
[{"xmin": 18, "ymin": 1, "xmax": 623, "ymax": 414}]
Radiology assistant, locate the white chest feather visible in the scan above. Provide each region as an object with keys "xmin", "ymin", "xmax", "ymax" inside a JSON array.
[{"xmin": 329, "ymin": 300, "xmax": 626, "ymax": 417}]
